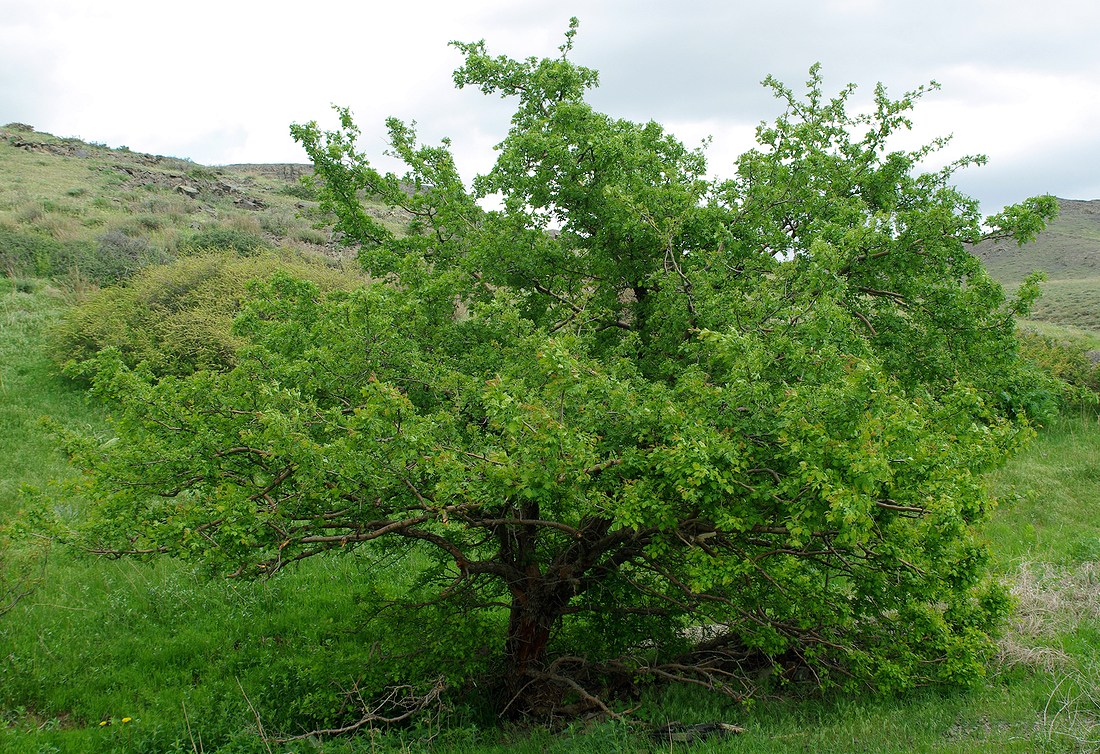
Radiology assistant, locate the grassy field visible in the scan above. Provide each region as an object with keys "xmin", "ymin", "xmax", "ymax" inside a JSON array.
[{"xmin": 2, "ymin": 278, "xmax": 1099, "ymax": 753}]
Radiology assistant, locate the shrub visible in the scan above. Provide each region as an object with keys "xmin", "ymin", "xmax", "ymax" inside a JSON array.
[
  {"xmin": 291, "ymin": 226, "xmax": 329, "ymax": 245},
  {"xmin": 259, "ymin": 211, "xmax": 293, "ymax": 237},
  {"xmin": 0, "ymin": 224, "xmax": 173, "ymax": 285},
  {"xmin": 178, "ymin": 226, "xmax": 268, "ymax": 256},
  {"xmin": 1017, "ymin": 330, "xmax": 1100, "ymax": 407},
  {"xmin": 51, "ymin": 251, "xmax": 366, "ymax": 378},
  {"xmin": 279, "ymin": 180, "xmax": 319, "ymax": 201},
  {"xmin": 91, "ymin": 229, "xmax": 172, "ymax": 281}
]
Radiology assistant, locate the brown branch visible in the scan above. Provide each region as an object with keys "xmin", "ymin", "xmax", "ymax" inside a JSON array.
[
  {"xmin": 530, "ymin": 668, "xmax": 623, "ymax": 720},
  {"xmin": 745, "ymin": 467, "xmax": 782, "ymax": 484},
  {"xmin": 857, "ymin": 285, "xmax": 906, "ymax": 301},
  {"xmin": 215, "ymin": 446, "xmax": 274, "ymax": 458},
  {"xmin": 530, "ymin": 278, "xmax": 585, "ymax": 315},
  {"xmin": 874, "ymin": 499, "xmax": 926, "ymax": 514},
  {"xmin": 85, "ymin": 545, "xmax": 169, "ymax": 557},
  {"xmin": 853, "ymin": 310, "xmax": 878, "ymax": 336},
  {"xmin": 249, "ymin": 465, "xmax": 295, "ymax": 503},
  {"xmin": 399, "ymin": 476, "xmax": 435, "ymax": 507},
  {"xmin": 472, "ymin": 518, "xmax": 584, "ymax": 539},
  {"xmin": 298, "ymin": 516, "xmax": 431, "ymax": 544}
]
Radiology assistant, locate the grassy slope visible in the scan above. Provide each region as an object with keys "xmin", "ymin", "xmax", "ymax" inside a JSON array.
[
  {"xmin": 0, "ymin": 126, "xmax": 410, "ymax": 264},
  {"xmin": 974, "ymin": 198, "xmax": 1100, "ymax": 337},
  {"xmin": 0, "ymin": 126, "xmax": 337, "ymax": 275}
]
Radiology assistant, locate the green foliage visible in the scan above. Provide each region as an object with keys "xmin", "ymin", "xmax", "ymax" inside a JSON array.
[
  {"xmin": 178, "ymin": 225, "xmax": 269, "ymax": 256},
  {"xmin": 0, "ymin": 226, "xmax": 169, "ymax": 284},
  {"xmin": 50, "ymin": 251, "xmax": 366, "ymax": 379},
  {"xmin": 66, "ymin": 21, "xmax": 1057, "ymax": 724},
  {"xmin": 1016, "ymin": 330, "xmax": 1100, "ymax": 408}
]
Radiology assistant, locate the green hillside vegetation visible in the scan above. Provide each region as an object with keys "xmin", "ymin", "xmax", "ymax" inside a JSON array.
[
  {"xmin": 50, "ymin": 252, "xmax": 369, "ymax": 378},
  {"xmin": 974, "ymin": 198, "xmax": 1100, "ymax": 336},
  {"xmin": 0, "ymin": 123, "xmax": 408, "ymax": 287},
  {"xmin": 1, "ymin": 71, "xmax": 1100, "ymax": 753}
]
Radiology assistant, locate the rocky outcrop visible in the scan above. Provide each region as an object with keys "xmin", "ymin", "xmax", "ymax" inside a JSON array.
[{"xmin": 221, "ymin": 163, "xmax": 313, "ymax": 182}]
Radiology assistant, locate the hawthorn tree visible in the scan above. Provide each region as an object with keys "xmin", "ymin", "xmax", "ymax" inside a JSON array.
[{"xmin": 68, "ymin": 20, "xmax": 1056, "ymax": 720}]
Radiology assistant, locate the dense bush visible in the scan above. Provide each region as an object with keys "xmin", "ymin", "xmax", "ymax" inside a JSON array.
[
  {"xmin": 51, "ymin": 251, "xmax": 366, "ymax": 378},
  {"xmin": 178, "ymin": 225, "xmax": 268, "ymax": 256},
  {"xmin": 1017, "ymin": 330, "xmax": 1100, "ymax": 407},
  {"xmin": 0, "ymin": 226, "xmax": 170, "ymax": 284}
]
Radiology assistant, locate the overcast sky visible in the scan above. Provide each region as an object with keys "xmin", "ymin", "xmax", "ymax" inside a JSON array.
[{"xmin": 2, "ymin": 0, "xmax": 1098, "ymax": 214}]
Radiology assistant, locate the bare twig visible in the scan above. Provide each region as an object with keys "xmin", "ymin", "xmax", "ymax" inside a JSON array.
[
  {"xmin": 236, "ymin": 677, "xmax": 273, "ymax": 754},
  {"xmin": 279, "ymin": 678, "xmax": 446, "ymax": 741}
]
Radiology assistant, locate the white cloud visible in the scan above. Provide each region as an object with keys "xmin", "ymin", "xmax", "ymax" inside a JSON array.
[{"xmin": 1, "ymin": 0, "xmax": 1096, "ymax": 212}]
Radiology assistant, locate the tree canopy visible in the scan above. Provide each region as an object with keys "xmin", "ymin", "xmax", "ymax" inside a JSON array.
[{"xmin": 66, "ymin": 19, "xmax": 1057, "ymax": 722}]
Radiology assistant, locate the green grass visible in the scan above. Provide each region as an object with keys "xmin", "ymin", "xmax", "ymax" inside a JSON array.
[
  {"xmin": 0, "ymin": 279, "xmax": 92, "ymax": 509},
  {"xmin": 1016, "ymin": 320, "xmax": 1100, "ymax": 352},
  {"xmin": 1028, "ymin": 277, "xmax": 1100, "ymax": 333},
  {"xmin": 985, "ymin": 412, "xmax": 1100, "ymax": 567}
]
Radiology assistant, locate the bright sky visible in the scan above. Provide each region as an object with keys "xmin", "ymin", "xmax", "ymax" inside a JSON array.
[{"xmin": 2, "ymin": 0, "xmax": 1098, "ymax": 214}]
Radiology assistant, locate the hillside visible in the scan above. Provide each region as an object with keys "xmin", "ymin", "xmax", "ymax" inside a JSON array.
[
  {"xmin": 0, "ymin": 123, "xmax": 411, "ymax": 284},
  {"xmin": 972, "ymin": 198, "xmax": 1100, "ymax": 336},
  {"xmin": 0, "ymin": 124, "xmax": 317, "ymax": 242},
  {"xmin": 4, "ymin": 122, "xmax": 1098, "ymax": 339}
]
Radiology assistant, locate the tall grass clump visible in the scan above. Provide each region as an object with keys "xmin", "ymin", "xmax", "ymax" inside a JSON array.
[{"xmin": 178, "ymin": 225, "xmax": 268, "ymax": 256}]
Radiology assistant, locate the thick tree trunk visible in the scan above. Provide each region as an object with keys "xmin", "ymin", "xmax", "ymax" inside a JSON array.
[{"xmin": 500, "ymin": 581, "xmax": 571, "ymax": 714}]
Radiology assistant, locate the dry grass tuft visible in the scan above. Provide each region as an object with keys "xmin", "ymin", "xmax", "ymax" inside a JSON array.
[{"xmin": 997, "ymin": 561, "xmax": 1100, "ymax": 671}]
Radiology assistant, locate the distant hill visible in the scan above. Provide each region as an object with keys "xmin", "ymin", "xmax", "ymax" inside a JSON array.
[
  {"xmin": 972, "ymin": 198, "xmax": 1100, "ymax": 335},
  {"xmin": 0, "ymin": 124, "xmax": 332, "ymax": 272},
  {"xmin": 0, "ymin": 124, "xmax": 406, "ymax": 283}
]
